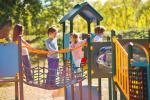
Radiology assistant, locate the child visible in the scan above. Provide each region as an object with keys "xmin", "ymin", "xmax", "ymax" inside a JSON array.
[
  {"xmin": 45, "ymin": 27, "xmax": 59, "ymax": 87},
  {"xmin": 70, "ymin": 33, "xmax": 86, "ymax": 73},
  {"xmin": 93, "ymin": 26, "xmax": 105, "ymax": 42},
  {"xmin": 13, "ymin": 24, "xmax": 33, "ymax": 82}
]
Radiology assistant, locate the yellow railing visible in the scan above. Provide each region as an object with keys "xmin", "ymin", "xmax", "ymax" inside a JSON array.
[{"xmin": 112, "ymin": 37, "xmax": 129, "ymax": 100}]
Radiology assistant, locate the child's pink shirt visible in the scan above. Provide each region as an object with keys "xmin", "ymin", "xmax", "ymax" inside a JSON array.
[{"xmin": 70, "ymin": 40, "xmax": 85, "ymax": 60}]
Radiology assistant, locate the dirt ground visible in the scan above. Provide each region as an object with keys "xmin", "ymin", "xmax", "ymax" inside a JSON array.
[{"xmin": 0, "ymin": 78, "xmax": 115, "ymax": 100}]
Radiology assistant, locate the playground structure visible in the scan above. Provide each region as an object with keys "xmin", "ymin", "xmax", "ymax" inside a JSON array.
[
  {"xmin": 59, "ymin": 2, "xmax": 108, "ymax": 100},
  {"xmin": 111, "ymin": 30, "xmax": 150, "ymax": 100},
  {"xmin": 0, "ymin": 2, "xmax": 150, "ymax": 100}
]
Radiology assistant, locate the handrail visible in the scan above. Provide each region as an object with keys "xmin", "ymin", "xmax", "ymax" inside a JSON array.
[
  {"xmin": 112, "ymin": 37, "xmax": 129, "ymax": 99},
  {"xmin": 22, "ymin": 42, "xmax": 87, "ymax": 55}
]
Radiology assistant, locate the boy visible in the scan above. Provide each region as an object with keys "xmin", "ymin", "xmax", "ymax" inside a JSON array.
[{"xmin": 45, "ymin": 27, "xmax": 59, "ymax": 87}]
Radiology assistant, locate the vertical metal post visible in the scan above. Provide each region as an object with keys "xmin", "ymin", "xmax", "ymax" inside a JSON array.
[
  {"xmin": 15, "ymin": 75, "xmax": 19, "ymax": 100},
  {"xmin": 70, "ymin": 19, "xmax": 74, "ymax": 65},
  {"xmin": 87, "ymin": 21, "xmax": 92, "ymax": 100},
  {"xmin": 96, "ymin": 20, "xmax": 102, "ymax": 100},
  {"xmin": 63, "ymin": 22, "xmax": 66, "ymax": 62},
  {"xmin": 148, "ymin": 30, "xmax": 150, "ymax": 58},
  {"xmin": 79, "ymin": 81, "xmax": 83, "ymax": 100},
  {"xmin": 128, "ymin": 42, "xmax": 133, "ymax": 67},
  {"xmin": 62, "ymin": 22, "xmax": 68, "ymax": 100},
  {"xmin": 70, "ymin": 19, "xmax": 73, "ymax": 33},
  {"xmin": 98, "ymin": 79, "xmax": 101, "ymax": 100},
  {"xmin": 18, "ymin": 36, "xmax": 24, "ymax": 100},
  {"xmin": 148, "ymin": 29, "xmax": 150, "ymax": 44},
  {"xmin": 96, "ymin": 20, "xmax": 100, "ymax": 26},
  {"xmin": 111, "ymin": 30, "xmax": 117, "ymax": 100},
  {"xmin": 147, "ymin": 29, "xmax": 150, "ymax": 100},
  {"xmin": 108, "ymin": 78, "xmax": 112, "ymax": 100},
  {"xmin": 70, "ymin": 19, "xmax": 75, "ymax": 100},
  {"xmin": 120, "ymin": 91, "xmax": 125, "ymax": 100}
]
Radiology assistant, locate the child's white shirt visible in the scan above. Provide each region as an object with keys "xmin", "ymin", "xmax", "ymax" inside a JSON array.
[
  {"xmin": 22, "ymin": 43, "xmax": 29, "ymax": 56},
  {"xmin": 94, "ymin": 35, "xmax": 103, "ymax": 42}
]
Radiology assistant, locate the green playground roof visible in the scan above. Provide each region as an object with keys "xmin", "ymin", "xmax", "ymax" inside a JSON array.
[{"xmin": 59, "ymin": 2, "xmax": 103, "ymax": 24}]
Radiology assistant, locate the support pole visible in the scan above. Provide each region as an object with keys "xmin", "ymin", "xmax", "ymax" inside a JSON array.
[
  {"xmin": 120, "ymin": 91, "xmax": 125, "ymax": 100},
  {"xmin": 96, "ymin": 20, "xmax": 102, "ymax": 100},
  {"xmin": 128, "ymin": 42, "xmax": 133, "ymax": 100},
  {"xmin": 147, "ymin": 29, "xmax": 150, "ymax": 100},
  {"xmin": 87, "ymin": 21, "xmax": 92, "ymax": 100},
  {"xmin": 98, "ymin": 78, "xmax": 101, "ymax": 100},
  {"xmin": 128, "ymin": 42, "xmax": 133, "ymax": 67},
  {"xmin": 62, "ymin": 22, "xmax": 68, "ymax": 100},
  {"xmin": 108, "ymin": 78, "xmax": 112, "ymax": 100},
  {"xmin": 79, "ymin": 81, "xmax": 83, "ymax": 100},
  {"xmin": 63, "ymin": 22, "xmax": 66, "ymax": 62},
  {"xmin": 96, "ymin": 20, "xmax": 100, "ymax": 26},
  {"xmin": 15, "ymin": 75, "xmax": 19, "ymax": 100},
  {"xmin": 18, "ymin": 36, "xmax": 24, "ymax": 100},
  {"xmin": 111, "ymin": 30, "xmax": 117, "ymax": 100},
  {"xmin": 70, "ymin": 19, "xmax": 75, "ymax": 100}
]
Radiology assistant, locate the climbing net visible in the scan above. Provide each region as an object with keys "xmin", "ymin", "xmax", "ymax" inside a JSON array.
[{"xmin": 22, "ymin": 42, "xmax": 87, "ymax": 90}]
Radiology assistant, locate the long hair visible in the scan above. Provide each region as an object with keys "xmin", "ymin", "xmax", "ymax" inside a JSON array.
[
  {"xmin": 13, "ymin": 24, "xmax": 23, "ymax": 41},
  {"xmin": 70, "ymin": 33, "xmax": 78, "ymax": 44},
  {"xmin": 94, "ymin": 26, "xmax": 105, "ymax": 35}
]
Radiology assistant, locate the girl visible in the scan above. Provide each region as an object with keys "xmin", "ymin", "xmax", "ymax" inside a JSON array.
[
  {"xmin": 70, "ymin": 33, "xmax": 86, "ymax": 72},
  {"xmin": 93, "ymin": 26, "xmax": 105, "ymax": 42},
  {"xmin": 13, "ymin": 24, "xmax": 33, "ymax": 82}
]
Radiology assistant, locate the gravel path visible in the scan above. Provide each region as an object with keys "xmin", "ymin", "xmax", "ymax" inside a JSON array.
[
  {"xmin": 0, "ymin": 79, "xmax": 115, "ymax": 100},
  {"xmin": 0, "ymin": 83, "xmax": 64, "ymax": 100}
]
